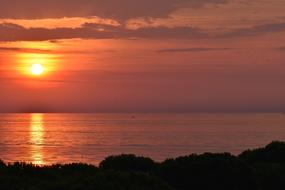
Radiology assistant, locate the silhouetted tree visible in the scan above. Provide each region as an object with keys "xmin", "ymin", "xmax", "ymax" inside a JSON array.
[
  {"xmin": 239, "ymin": 141, "xmax": 285, "ymax": 190},
  {"xmin": 99, "ymin": 154, "xmax": 156, "ymax": 172},
  {"xmin": 0, "ymin": 162, "xmax": 171, "ymax": 190},
  {"xmin": 154, "ymin": 153, "xmax": 258, "ymax": 190},
  {"xmin": 1, "ymin": 142, "xmax": 285, "ymax": 190},
  {"xmin": 239, "ymin": 141, "xmax": 285, "ymax": 163}
]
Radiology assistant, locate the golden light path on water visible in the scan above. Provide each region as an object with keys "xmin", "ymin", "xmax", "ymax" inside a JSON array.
[
  {"xmin": 0, "ymin": 113, "xmax": 284, "ymax": 165},
  {"xmin": 30, "ymin": 114, "xmax": 44, "ymax": 165}
]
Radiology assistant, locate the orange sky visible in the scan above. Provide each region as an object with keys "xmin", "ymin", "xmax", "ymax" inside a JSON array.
[{"xmin": 1, "ymin": 0, "xmax": 285, "ymax": 112}]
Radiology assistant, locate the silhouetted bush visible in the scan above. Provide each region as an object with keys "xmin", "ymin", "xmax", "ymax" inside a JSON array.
[
  {"xmin": 239, "ymin": 141, "xmax": 285, "ymax": 190},
  {"xmin": 71, "ymin": 171, "xmax": 173, "ymax": 190},
  {"xmin": 154, "ymin": 153, "xmax": 258, "ymax": 190},
  {"xmin": 250, "ymin": 163, "xmax": 285, "ymax": 190},
  {"xmin": 0, "ymin": 162, "xmax": 171, "ymax": 190},
  {"xmin": 2, "ymin": 142, "xmax": 285, "ymax": 190},
  {"xmin": 99, "ymin": 154, "xmax": 156, "ymax": 172},
  {"xmin": 239, "ymin": 141, "xmax": 285, "ymax": 163}
]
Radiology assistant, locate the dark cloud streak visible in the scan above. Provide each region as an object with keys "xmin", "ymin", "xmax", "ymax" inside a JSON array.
[
  {"xmin": 1, "ymin": 21, "xmax": 285, "ymax": 42},
  {"xmin": 0, "ymin": 22, "xmax": 207, "ymax": 41},
  {"xmin": 0, "ymin": 0, "xmax": 228, "ymax": 20},
  {"xmin": 157, "ymin": 47, "xmax": 233, "ymax": 53},
  {"xmin": 0, "ymin": 46, "xmax": 52, "ymax": 53},
  {"xmin": 221, "ymin": 22, "xmax": 285, "ymax": 38}
]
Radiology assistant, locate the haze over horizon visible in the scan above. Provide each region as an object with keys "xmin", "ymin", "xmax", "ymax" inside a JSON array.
[{"xmin": 1, "ymin": 0, "xmax": 285, "ymax": 113}]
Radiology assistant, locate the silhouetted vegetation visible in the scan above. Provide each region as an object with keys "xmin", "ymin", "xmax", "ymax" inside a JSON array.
[
  {"xmin": 1, "ymin": 141, "xmax": 285, "ymax": 189},
  {"xmin": 99, "ymin": 154, "xmax": 156, "ymax": 172},
  {"xmin": 239, "ymin": 141, "xmax": 285, "ymax": 163},
  {"xmin": 154, "ymin": 153, "xmax": 257, "ymax": 190},
  {"xmin": 0, "ymin": 162, "xmax": 171, "ymax": 190},
  {"xmin": 239, "ymin": 141, "xmax": 285, "ymax": 190}
]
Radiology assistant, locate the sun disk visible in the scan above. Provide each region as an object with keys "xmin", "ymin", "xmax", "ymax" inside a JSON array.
[{"xmin": 31, "ymin": 64, "xmax": 44, "ymax": 75}]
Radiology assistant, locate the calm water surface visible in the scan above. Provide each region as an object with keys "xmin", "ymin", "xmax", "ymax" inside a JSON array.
[{"xmin": 0, "ymin": 113, "xmax": 285, "ymax": 165}]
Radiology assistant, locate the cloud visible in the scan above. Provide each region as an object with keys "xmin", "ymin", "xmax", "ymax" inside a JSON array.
[
  {"xmin": 157, "ymin": 47, "xmax": 233, "ymax": 53},
  {"xmin": 0, "ymin": 45, "xmax": 116, "ymax": 54},
  {"xmin": 0, "ymin": 0, "xmax": 228, "ymax": 20},
  {"xmin": 0, "ymin": 22, "xmax": 207, "ymax": 41},
  {"xmin": 1, "ymin": 21, "xmax": 285, "ymax": 42},
  {"xmin": 0, "ymin": 76, "xmax": 85, "ymax": 84},
  {"xmin": 276, "ymin": 46, "xmax": 285, "ymax": 50},
  {"xmin": 0, "ymin": 46, "xmax": 52, "ymax": 53},
  {"xmin": 221, "ymin": 22, "xmax": 285, "ymax": 38}
]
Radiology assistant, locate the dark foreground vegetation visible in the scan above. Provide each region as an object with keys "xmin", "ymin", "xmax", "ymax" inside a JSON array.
[{"xmin": 1, "ymin": 141, "xmax": 285, "ymax": 190}]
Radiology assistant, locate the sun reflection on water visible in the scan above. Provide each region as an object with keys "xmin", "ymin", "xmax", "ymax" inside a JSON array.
[{"xmin": 30, "ymin": 114, "xmax": 44, "ymax": 165}]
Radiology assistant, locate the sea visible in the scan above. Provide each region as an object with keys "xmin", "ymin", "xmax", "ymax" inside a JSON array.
[{"xmin": 0, "ymin": 113, "xmax": 284, "ymax": 165}]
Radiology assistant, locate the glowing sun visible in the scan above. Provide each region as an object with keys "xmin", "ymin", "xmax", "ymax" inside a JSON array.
[{"xmin": 31, "ymin": 64, "xmax": 44, "ymax": 75}]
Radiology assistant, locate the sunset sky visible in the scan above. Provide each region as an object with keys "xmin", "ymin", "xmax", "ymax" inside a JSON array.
[{"xmin": 0, "ymin": 0, "xmax": 285, "ymax": 113}]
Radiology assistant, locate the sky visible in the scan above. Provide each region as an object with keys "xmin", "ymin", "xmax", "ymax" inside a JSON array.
[{"xmin": 0, "ymin": 0, "xmax": 285, "ymax": 113}]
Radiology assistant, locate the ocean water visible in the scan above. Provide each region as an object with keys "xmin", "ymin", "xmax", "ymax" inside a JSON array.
[{"xmin": 0, "ymin": 113, "xmax": 285, "ymax": 165}]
